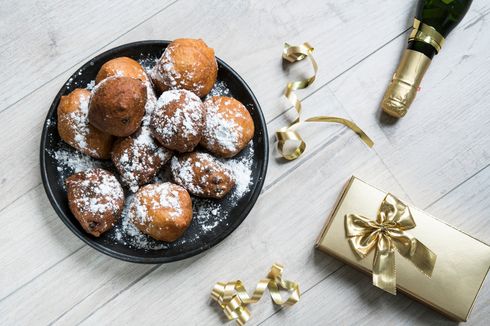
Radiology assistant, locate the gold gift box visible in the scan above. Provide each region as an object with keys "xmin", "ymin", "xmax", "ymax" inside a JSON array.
[{"xmin": 316, "ymin": 176, "xmax": 490, "ymax": 322}]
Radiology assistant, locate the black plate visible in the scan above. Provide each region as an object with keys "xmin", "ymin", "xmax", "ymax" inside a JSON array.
[{"xmin": 40, "ymin": 40, "xmax": 268, "ymax": 263}]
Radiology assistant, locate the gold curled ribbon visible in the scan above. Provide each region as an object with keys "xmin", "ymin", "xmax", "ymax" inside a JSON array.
[
  {"xmin": 276, "ymin": 43, "xmax": 374, "ymax": 161},
  {"xmin": 211, "ymin": 263, "xmax": 300, "ymax": 325},
  {"xmin": 345, "ymin": 193, "xmax": 437, "ymax": 295},
  {"xmin": 409, "ymin": 18, "xmax": 445, "ymax": 53}
]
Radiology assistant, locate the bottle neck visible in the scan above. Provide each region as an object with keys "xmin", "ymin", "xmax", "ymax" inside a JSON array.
[
  {"xmin": 415, "ymin": 0, "xmax": 473, "ymax": 37},
  {"xmin": 407, "ymin": 18, "xmax": 445, "ymax": 59},
  {"xmin": 407, "ymin": 40, "xmax": 436, "ymax": 59}
]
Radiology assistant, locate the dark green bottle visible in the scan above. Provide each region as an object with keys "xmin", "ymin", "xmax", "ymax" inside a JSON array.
[{"xmin": 382, "ymin": 0, "xmax": 473, "ymax": 118}]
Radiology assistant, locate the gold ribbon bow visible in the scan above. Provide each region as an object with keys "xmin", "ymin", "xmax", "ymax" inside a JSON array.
[
  {"xmin": 345, "ymin": 194, "xmax": 436, "ymax": 294},
  {"xmin": 276, "ymin": 43, "xmax": 374, "ymax": 160},
  {"xmin": 211, "ymin": 263, "xmax": 300, "ymax": 325}
]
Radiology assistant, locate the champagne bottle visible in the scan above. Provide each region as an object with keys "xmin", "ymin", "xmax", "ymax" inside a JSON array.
[{"xmin": 381, "ymin": 0, "xmax": 473, "ymax": 118}]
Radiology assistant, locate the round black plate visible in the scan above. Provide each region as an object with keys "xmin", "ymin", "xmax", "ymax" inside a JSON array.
[{"xmin": 40, "ymin": 40, "xmax": 268, "ymax": 264}]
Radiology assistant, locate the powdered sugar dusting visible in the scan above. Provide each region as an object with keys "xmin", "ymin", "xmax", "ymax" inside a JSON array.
[
  {"xmin": 203, "ymin": 98, "xmax": 243, "ymax": 152},
  {"xmin": 51, "ymin": 148, "xmax": 98, "ymax": 173},
  {"xmin": 150, "ymin": 45, "xmax": 205, "ymax": 93},
  {"xmin": 131, "ymin": 183, "xmax": 183, "ymax": 224},
  {"xmin": 86, "ymin": 80, "xmax": 96, "ymax": 90},
  {"xmin": 62, "ymin": 92, "xmax": 97, "ymax": 156},
  {"xmin": 224, "ymin": 142, "xmax": 254, "ymax": 199},
  {"xmin": 142, "ymin": 82, "xmax": 157, "ymax": 126},
  {"xmin": 192, "ymin": 198, "xmax": 226, "ymax": 233},
  {"xmin": 113, "ymin": 127, "xmax": 172, "ymax": 192},
  {"xmin": 152, "ymin": 90, "xmax": 203, "ymax": 140},
  {"xmin": 109, "ymin": 194, "xmax": 168, "ymax": 250},
  {"xmin": 68, "ymin": 169, "xmax": 124, "ymax": 215},
  {"xmin": 206, "ymin": 81, "xmax": 232, "ymax": 99},
  {"xmin": 170, "ymin": 152, "xmax": 233, "ymax": 197},
  {"xmin": 170, "ymin": 156, "xmax": 200, "ymax": 195}
]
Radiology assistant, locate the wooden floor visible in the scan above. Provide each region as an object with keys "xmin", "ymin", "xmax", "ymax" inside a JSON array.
[{"xmin": 1, "ymin": 1, "xmax": 489, "ymax": 325}]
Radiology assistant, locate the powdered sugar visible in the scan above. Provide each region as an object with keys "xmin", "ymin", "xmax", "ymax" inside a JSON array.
[
  {"xmin": 67, "ymin": 169, "xmax": 124, "ymax": 215},
  {"xmin": 151, "ymin": 46, "xmax": 184, "ymax": 90},
  {"xmin": 142, "ymin": 81, "xmax": 157, "ymax": 126},
  {"xmin": 170, "ymin": 152, "xmax": 234, "ymax": 198},
  {"xmin": 109, "ymin": 194, "xmax": 168, "ymax": 250},
  {"xmin": 223, "ymin": 142, "xmax": 254, "ymax": 199},
  {"xmin": 52, "ymin": 148, "xmax": 97, "ymax": 173},
  {"xmin": 131, "ymin": 183, "xmax": 183, "ymax": 224},
  {"xmin": 61, "ymin": 92, "xmax": 98, "ymax": 156},
  {"xmin": 152, "ymin": 90, "xmax": 203, "ymax": 141},
  {"xmin": 203, "ymin": 98, "xmax": 243, "ymax": 152},
  {"xmin": 86, "ymin": 80, "xmax": 96, "ymax": 90},
  {"xmin": 113, "ymin": 127, "xmax": 172, "ymax": 192},
  {"xmin": 206, "ymin": 81, "xmax": 232, "ymax": 99},
  {"xmin": 48, "ymin": 147, "xmax": 101, "ymax": 190},
  {"xmin": 170, "ymin": 156, "xmax": 200, "ymax": 194},
  {"xmin": 192, "ymin": 198, "xmax": 226, "ymax": 233}
]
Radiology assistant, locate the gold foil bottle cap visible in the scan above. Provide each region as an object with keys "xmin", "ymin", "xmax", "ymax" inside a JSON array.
[{"xmin": 381, "ymin": 49, "xmax": 432, "ymax": 118}]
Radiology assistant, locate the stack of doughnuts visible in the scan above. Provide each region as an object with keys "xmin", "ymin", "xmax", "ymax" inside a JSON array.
[{"xmin": 58, "ymin": 39, "xmax": 255, "ymax": 242}]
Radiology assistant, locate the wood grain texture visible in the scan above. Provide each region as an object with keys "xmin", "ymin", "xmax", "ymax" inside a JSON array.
[
  {"xmin": 0, "ymin": 0, "xmax": 489, "ymax": 325},
  {"xmin": 0, "ymin": 0, "xmax": 174, "ymax": 112}
]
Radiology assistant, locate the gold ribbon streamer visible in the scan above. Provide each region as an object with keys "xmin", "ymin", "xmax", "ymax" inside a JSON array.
[
  {"xmin": 345, "ymin": 193, "xmax": 437, "ymax": 295},
  {"xmin": 276, "ymin": 43, "xmax": 374, "ymax": 161},
  {"xmin": 211, "ymin": 263, "xmax": 300, "ymax": 325}
]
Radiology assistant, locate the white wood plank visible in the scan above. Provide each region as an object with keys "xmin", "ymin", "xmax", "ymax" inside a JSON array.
[
  {"xmin": 97, "ymin": 0, "xmax": 416, "ymax": 122},
  {"xmin": 0, "ymin": 184, "xmax": 82, "ymax": 300},
  {"xmin": 261, "ymin": 165, "xmax": 490, "ymax": 326},
  {"xmin": 329, "ymin": 3, "xmax": 490, "ymax": 208},
  {"xmin": 0, "ymin": 246, "xmax": 156, "ymax": 326},
  {"xmin": 0, "ymin": 0, "xmax": 174, "ymax": 111}
]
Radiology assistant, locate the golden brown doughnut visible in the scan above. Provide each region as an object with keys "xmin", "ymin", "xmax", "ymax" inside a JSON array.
[
  {"xmin": 171, "ymin": 152, "xmax": 235, "ymax": 199},
  {"xmin": 200, "ymin": 96, "xmax": 254, "ymax": 158},
  {"xmin": 130, "ymin": 182, "xmax": 193, "ymax": 242},
  {"xmin": 66, "ymin": 168, "xmax": 124, "ymax": 237},
  {"xmin": 88, "ymin": 76, "xmax": 147, "ymax": 137},
  {"xmin": 57, "ymin": 88, "xmax": 114, "ymax": 159},
  {"xmin": 112, "ymin": 127, "xmax": 172, "ymax": 192},
  {"xmin": 150, "ymin": 38, "xmax": 217, "ymax": 97},
  {"xmin": 150, "ymin": 89, "xmax": 204, "ymax": 153},
  {"xmin": 95, "ymin": 57, "xmax": 148, "ymax": 84}
]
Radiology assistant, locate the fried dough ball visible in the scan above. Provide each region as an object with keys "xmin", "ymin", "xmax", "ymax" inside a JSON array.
[
  {"xmin": 66, "ymin": 168, "xmax": 124, "ymax": 237},
  {"xmin": 150, "ymin": 89, "xmax": 204, "ymax": 153},
  {"xmin": 171, "ymin": 152, "xmax": 235, "ymax": 199},
  {"xmin": 95, "ymin": 57, "xmax": 149, "ymax": 84},
  {"xmin": 112, "ymin": 127, "xmax": 172, "ymax": 192},
  {"xmin": 57, "ymin": 88, "xmax": 114, "ymax": 159},
  {"xmin": 130, "ymin": 183, "xmax": 193, "ymax": 242},
  {"xmin": 200, "ymin": 96, "xmax": 254, "ymax": 158},
  {"xmin": 150, "ymin": 38, "xmax": 217, "ymax": 97},
  {"xmin": 88, "ymin": 76, "xmax": 147, "ymax": 137}
]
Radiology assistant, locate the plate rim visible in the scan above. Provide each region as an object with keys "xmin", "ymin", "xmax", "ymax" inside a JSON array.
[{"xmin": 39, "ymin": 40, "xmax": 269, "ymax": 264}]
